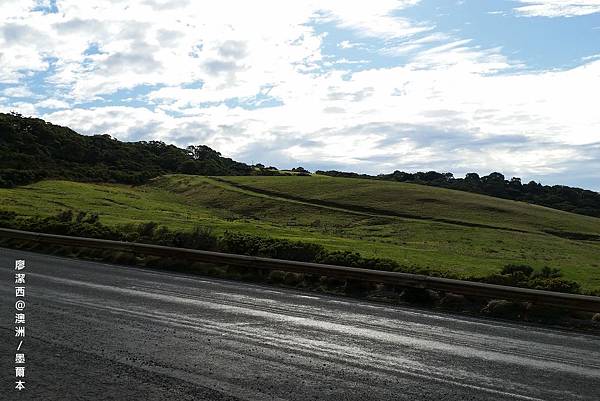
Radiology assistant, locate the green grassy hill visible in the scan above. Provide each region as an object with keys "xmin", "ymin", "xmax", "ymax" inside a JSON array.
[
  {"xmin": 1, "ymin": 174, "xmax": 599, "ymax": 291},
  {"xmin": 219, "ymin": 176, "xmax": 600, "ymax": 236}
]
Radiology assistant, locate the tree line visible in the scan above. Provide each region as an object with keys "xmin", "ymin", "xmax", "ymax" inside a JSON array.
[{"xmin": 0, "ymin": 112, "xmax": 275, "ymax": 187}]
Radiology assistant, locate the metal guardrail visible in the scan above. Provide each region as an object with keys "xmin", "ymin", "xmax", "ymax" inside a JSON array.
[{"xmin": 0, "ymin": 227, "xmax": 599, "ymax": 312}]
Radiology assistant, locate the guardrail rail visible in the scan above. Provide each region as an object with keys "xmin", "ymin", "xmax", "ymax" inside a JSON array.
[{"xmin": 0, "ymin": 227, "xmax": 599, "ymax": 312}]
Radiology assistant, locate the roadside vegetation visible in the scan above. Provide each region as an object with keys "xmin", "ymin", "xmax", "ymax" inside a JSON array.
[
  {"xmin": 3, "ymin": 209, "xmax": 599, "ymax": 329},
  {"xmin": 1, "ymin": 175, "xmax": 599, "ymax": 291},
  {"xmin": 0, "ymin": 187, "xmax": 596, "ymax": 296}
]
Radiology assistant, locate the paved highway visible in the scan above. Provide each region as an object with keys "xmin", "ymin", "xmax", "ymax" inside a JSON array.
[{"xmin": 1, "ymin": 248, "xmax": 599, "ymax": 400}]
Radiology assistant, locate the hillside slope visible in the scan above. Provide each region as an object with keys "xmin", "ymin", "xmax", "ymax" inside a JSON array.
[
  {"xmin": 220, "ymin": 176, "xmax": 600, "ymax": 237},
  {"xmin": 2, "ymin": 174, "xmax": 599, "ymax": 291},
  {"xmin": 317, "ymin": 169, "xmax": 600, "ymax": 218}
]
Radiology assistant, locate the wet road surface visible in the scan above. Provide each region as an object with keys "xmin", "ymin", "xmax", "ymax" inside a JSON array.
[{"xmin": 1, "ymin": 248, "xmax": 599, "ymax": 400}]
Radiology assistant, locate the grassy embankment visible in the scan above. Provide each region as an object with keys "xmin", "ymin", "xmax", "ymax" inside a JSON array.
[{"xmin": 1, "ymin": 174, "xmax": 599, "ymax": 291}]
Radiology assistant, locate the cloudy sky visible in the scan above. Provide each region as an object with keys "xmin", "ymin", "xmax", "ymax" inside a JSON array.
[{"xmin": 1, "ymin": 1, "xmax": 599, "ymax": 189}]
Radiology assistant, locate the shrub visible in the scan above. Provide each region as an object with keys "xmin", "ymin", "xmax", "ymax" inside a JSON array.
[
  {"xmin": 317, "ymin": 250, "xmax": 399, "ymax": 271},
  {"xmin": 137, "ymin": 221, "xmax": 159, "ymax": 239},
  {"xmin": 532, "ymin": 266, "xmax": 562, "ymax": 279},
  {"xmin": 283, "ymin": 272, "xmax": 303, "ymax": 286},
  {"xmin": 439, "ymin": 293, "xmax": 466, "ymax": 310},
  {"xmin": 220, "ymin": 232, "xmax": 325, "ymax": 262},
  {"xmin": 528, "ymin": 277, "xmax": 581, "ymax": 294},
  {"xmin": 344, "ymin": 279, "xmax": 370, "ymax": 297},
  {"xmin": 481, "ymin": 264, "xmax": 580, "ymax": 294},
  {"xmin": 400, "ymin": 288, "xmax": 439, "ymax": 305},
  {"xmin": 482, "ymin": 273, "xmax": 519, "ymax": 286},
  {"xmin": 501, "ymin": 264, "xmax": 534, "ymax": 277},
  {"xmin": 56, "ymin": 209, "xmax": 74, "ymax": 222},
  {"xmin": 482, "ymin": 300, "xmax": 530, "ymax": 319},
  {"xmin": 174, "ymin": 226, "xmax": 218, "ymax": 250},
  {"xmin": 268, "ymin": 270, "xmax": 286, "ymax": 284}
]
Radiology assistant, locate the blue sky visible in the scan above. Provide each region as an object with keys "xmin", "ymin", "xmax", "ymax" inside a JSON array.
[{"xmin": 1, "ymin": 1, "xmax": 599, "ymax": 189}]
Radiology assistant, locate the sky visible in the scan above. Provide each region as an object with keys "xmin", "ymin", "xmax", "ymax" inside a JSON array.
[{"xmin": 1, "ymin": 1, "xmax": 599, "ymax": 190}]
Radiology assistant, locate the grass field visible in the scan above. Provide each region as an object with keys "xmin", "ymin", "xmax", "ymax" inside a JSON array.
[{"xmin": 1, "ymin": 174, "xmax": 599, "ymax": 291}]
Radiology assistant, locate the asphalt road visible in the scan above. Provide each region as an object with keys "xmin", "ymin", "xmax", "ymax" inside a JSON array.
[{"xmin": 1, "ymin": 248, "xmax": 599, "ymax": 401}]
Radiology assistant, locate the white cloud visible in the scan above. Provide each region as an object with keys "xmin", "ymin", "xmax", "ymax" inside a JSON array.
[
  {"xmin": 36, "ymin": 98, "xmax": 70, "ymax": 109},
  {"xmin": 380, "ymin": 32, "xmax": 450, "ymax": 56},
  {"xmin": 314, "ymin": 1, "xmax": 428, "ymax": 39},
  {"xmin": 338, "ymin": 40, "xmax": 359, "ymax": 49},
  {"xmin": 2, "ymin": 86, "xmax": 35, "ymax": 97},
  {"xmin": 514, "ymin": 1, "xmax": 600, "ymax": 17},
  {"xmin": 409, "ymin": 40, "xmax": 515, "ymax": 73},
  {"xmin": 1, "ymin": 1, "xmax": 427, "ymax": 101},
  {"xmin": 0, "ymin": 1, "xmax": 599, "ymax": 188},
  {"xmin": 40, "ymin": 56, "xmax": 600, "ymax": 180}
]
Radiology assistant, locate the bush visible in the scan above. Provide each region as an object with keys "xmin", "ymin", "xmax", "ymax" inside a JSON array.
[
  {"xmin": 283, "ymin": 272, "xmax": 303, "ymax": 286},
  {"xmin": 481, "ymin": 264, "xmax": 581, "ymax": 294},
  {"xmin": 500, "ymin": 264, "xmax": 534, "ymax": 283},
  {"xmin": 482, "ymin": 300, "xmax": 530, "ymax": 319},
  {"xmin": 173, "ymin": 226, "xmax": 218, "ymax": 250},
  {"xmin": 110, "ymin": 251, "xmax": 137, "ymax": 265},
  {"xmin": 317, "ymin": 250, "xmax": 399, "ymax": 271},
  {"xmin": 344, "ymin": 279, "xmax": 370, "ymax": 297},
  {"xmin": 439, "ymin": 293, "xmax": 466, "ymax": 310},
  {"xmin": 532, "ymin": 266, "xmax": 562, "ymax": 279},
  {"xmin": 137, "ymin": 221, "xmax": 159, "ymax": 240},
  {"xmin": 528, "ymin": 277, "xmax": 581, "ymax": 294},
  {"xmin": 220, "ymin": 232, "xmax": 325, "ymax": 262},
  {"xmin": 400, "ymin": 288, "xmax": 439, "ymax": 305},
  {"xmin": 268, "ymin": 270, "xmax": 286, "ymax": 284}
]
